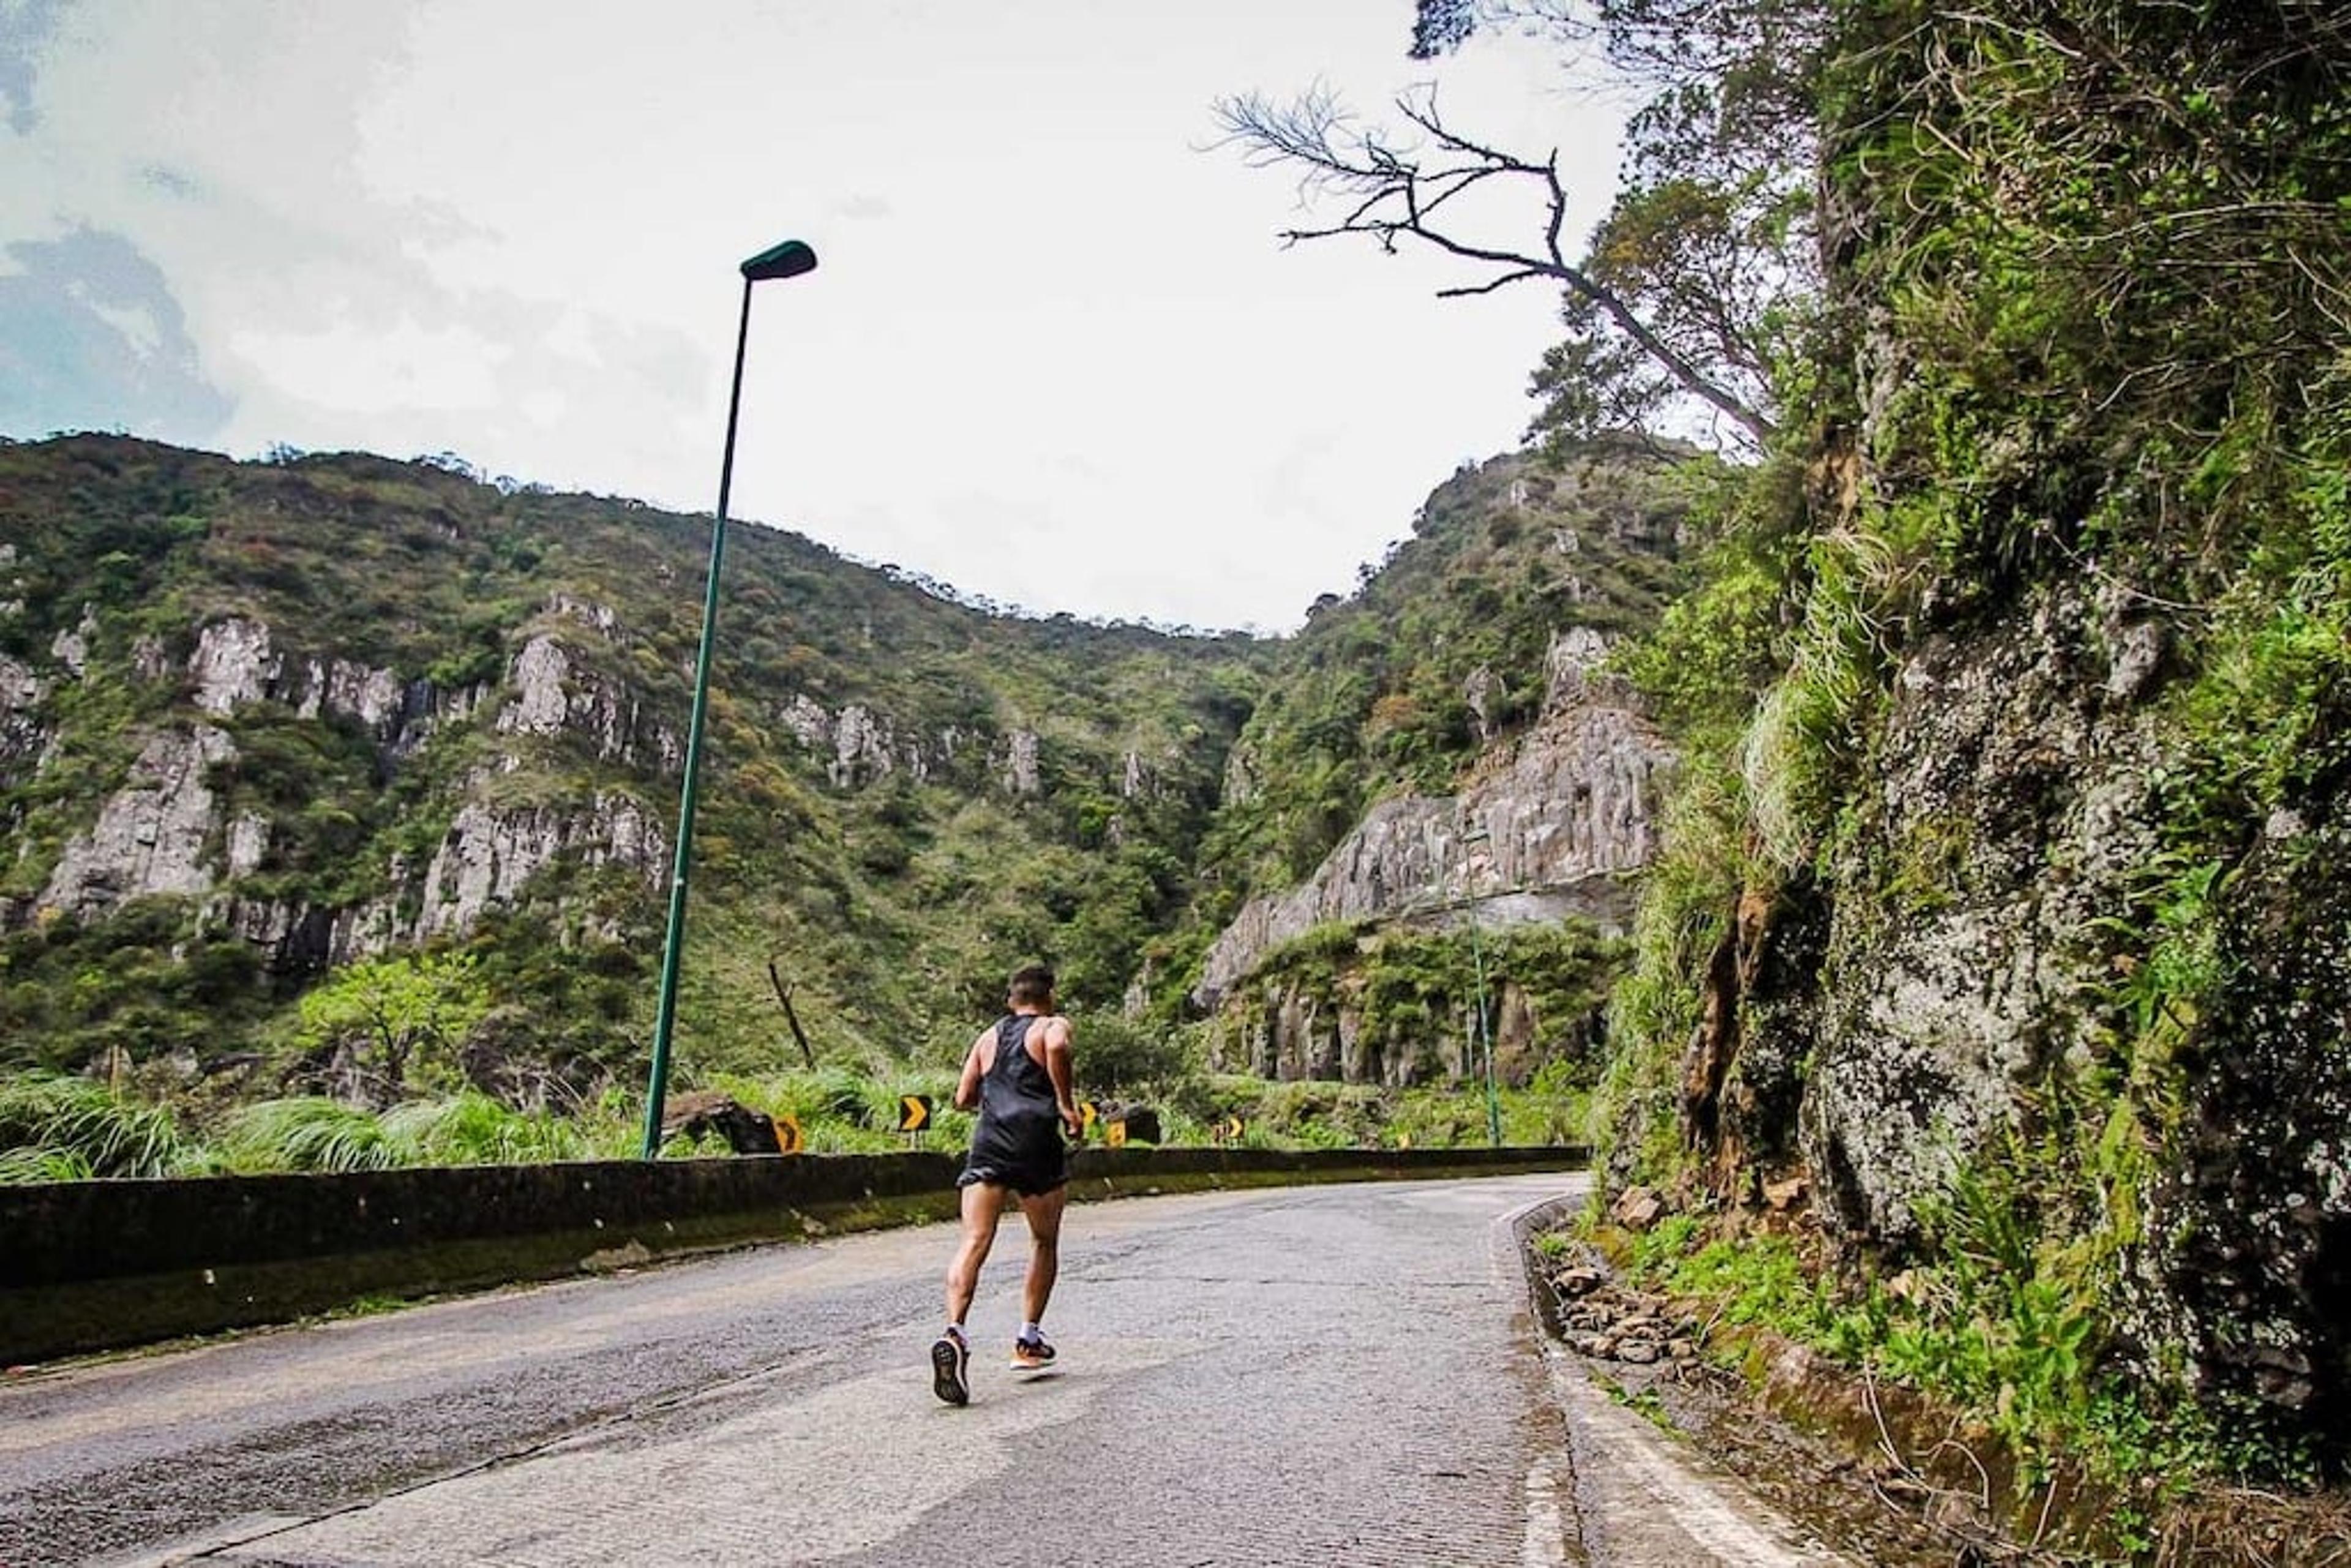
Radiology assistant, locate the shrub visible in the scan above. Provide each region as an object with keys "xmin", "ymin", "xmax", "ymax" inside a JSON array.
[{"xmin": 0, "ymin": 1072, "xmax": 190, "ymax": 1179}]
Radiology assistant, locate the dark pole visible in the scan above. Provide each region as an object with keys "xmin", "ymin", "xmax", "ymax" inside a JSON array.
[{"xmin": 641, "ymin": 239, "xmax": 817, "ymax": 1161}]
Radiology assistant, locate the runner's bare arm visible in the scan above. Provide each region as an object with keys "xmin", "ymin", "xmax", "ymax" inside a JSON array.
[
  {"xmin": 952, "ymin": 1031, "xmax": 988, "ymax": 1111},
  {"xmin": 1043, "ymin": 1016, "xmax": 1080, "ymax": 1135}
]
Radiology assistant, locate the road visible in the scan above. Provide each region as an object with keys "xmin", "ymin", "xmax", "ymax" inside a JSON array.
[{"xmin": 1, "ymin": 1173, "xmax": 1845, "ymax": 1567}]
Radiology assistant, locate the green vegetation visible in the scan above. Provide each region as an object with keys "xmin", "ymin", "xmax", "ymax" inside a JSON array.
[
  {"xmin": 1611, "ymin": 1180, "xmax": 2313, "ymax": 1547},
  {"xmin": 1195, "ymin": 447, "xmax": 1696, "ymax": 904},
  {"xmin": 1224, "ymin": 917, "xmax": 1627, "ymax": 1101},
  {"xmin": 0, "ymin": 1071, "xmax": 197, "ymax": 1179},
  {"xmin": 1390, "ymin": 0, "xmax": 2351, "ymax": 1509},
  {"xmin": 0, "ymin": 437, "xmax": 1270, "ymax": 1102},
  {"xmin": 0, "ymin": 1063, "xmax": 1581, "ymax": 1182}
]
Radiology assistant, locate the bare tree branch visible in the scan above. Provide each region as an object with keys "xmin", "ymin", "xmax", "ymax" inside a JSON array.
[{"xmin": 1212, "ymin": 85, "xmax": 1780, "ymax": 445}]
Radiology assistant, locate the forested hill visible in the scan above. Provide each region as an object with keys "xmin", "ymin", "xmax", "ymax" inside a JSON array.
[
  {"xmin": 1, "ymin": 432, "xmax": 1690, "ymax": 1107},
  {"xmin": 0, "ymin": 434, "xmax": 1268, "ymax": 1097}
]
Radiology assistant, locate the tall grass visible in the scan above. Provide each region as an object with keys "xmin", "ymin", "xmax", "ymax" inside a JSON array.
[
  {"xmin": 217, "ymin": 1098, "xmax": 405, "ymax": 1173},
  {"xmin": 380, "ymin": 1093, "xmax": 596, "ymax": 1166},
  {"xmin": 1, "ymin": 1060, "xmax": 1580, "ymax": 1186},
  {"xmin": 217, "ymin": 1092, "xmax": 622, "ymax": 1171},
  {"xmin": 0, "ymin": 1072, "xmax": 192, "ymax": 1180}
]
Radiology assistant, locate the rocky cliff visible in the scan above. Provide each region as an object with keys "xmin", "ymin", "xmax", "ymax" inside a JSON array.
[
  {"xmin": 1182, "ymin": 446, "xmax": 1689, "ymax": 1083},
  {"xmin": 1594, "ymin": 4, "xmax": 2351, "ymax": 1471},
  {"xmin": 1195, "ymin": 634, "xmax": 1667, "ymax": 1008},
  {"xmin": 23, "ymin": 601, "xmax": 666, "ymax": 961},
  {"xmin": 0, "ymin": 437, "xmax": 1261, "ymax": 1086}
]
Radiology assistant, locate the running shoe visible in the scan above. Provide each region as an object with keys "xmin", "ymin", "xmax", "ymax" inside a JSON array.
[
  {"xmin": 931, "ymin": 1327, "xmax": 970, "ymax": 1405},
  {"xmin": 1010, "ymin": 1334, "xmax": 1056, "ymax": 1371}
]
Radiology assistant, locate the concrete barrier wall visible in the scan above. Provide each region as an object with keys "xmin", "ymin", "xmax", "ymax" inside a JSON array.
[{"xmin": 0, "ymin": 1144, "xmax": 1585, "ymax": 1365}]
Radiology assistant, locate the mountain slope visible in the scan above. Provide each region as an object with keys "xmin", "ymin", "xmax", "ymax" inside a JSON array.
[
  {"xmin": 1174, "ymin": 442, "xmax": 1700, "ymax": 1089},
  {"xmin": 0, "ymin": 435, "xmax": 1264, "ymax": 1097}
]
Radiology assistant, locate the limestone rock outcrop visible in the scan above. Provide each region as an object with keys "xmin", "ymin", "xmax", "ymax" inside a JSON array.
[
  {"xmin": 1194, "ymin": 645, "xmax": 1670, "ymax": 1013},
  {"xmin": 178, "ymin": 615, "xmax": 484, "ymax": 755},
  {"xmin": 497, "ymin": 635, "xmax": 678, "ymax": 771},
  {"xmin": 22, "ymin": 602, "xmax": 673, "ymax": 959},
  {"xmin": 41, "ymin": 727, "xmax": 238, "ymax": 916},
  {"xmin": 0, "ymin": 653, "xmax": 48, "ymax": 782},
  {"xmin": 407, "ymin": 793, "xmax": 666, "ymax": 943},
  {"xmin": 777, "ymin": 694, "xmax": 975, "ymax": 789}
]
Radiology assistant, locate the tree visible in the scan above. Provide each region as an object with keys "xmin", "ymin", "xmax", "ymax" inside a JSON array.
[
  {"xmin": 292, "ymin": 953, "xmax": 491, "ymax": 1106},
  {"xmin": 1212, "ymin": 0, "xmax": 1828, "ymax": 452}
]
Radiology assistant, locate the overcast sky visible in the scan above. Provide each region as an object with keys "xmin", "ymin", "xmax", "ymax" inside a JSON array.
[{"xmin": 0, "ymin": 1, "xmax": 1627, "ymax": 631}]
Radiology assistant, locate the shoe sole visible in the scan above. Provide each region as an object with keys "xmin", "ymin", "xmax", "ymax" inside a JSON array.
[
  {"xmin": 1009, "ymin": 1349, "xmax": 1056, "ymax": 1372},
  {"xmin": 931, "ymin": 1338, "xmax": 969, "ymax": 1405}
]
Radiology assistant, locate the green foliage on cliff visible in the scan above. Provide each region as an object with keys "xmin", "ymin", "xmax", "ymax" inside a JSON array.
[
  {"xmin": 1569, "ymin": 0, "xmax": 2351, "ymax": 1493},
  {"xmin": 1198, "ymin": 445, "xmax": 1697, "ymax": 903},
  {"xmin": 0, "ymin": 437, "xmax": 1267, "ymax": 1104},
  {"xmin": 1222, "ymin": 917, "xmax": 1628, "ymax": 1091}
]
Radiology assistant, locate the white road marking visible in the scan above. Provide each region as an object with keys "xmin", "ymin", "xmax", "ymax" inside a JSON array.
[
  {"xmin": 1523, "ymin": 1461, "xmax": 1570, "ymax": 1566},
  {"xmin": 1492, "ymin": 1183, "xmax": 1852, "ymax": 1567}
]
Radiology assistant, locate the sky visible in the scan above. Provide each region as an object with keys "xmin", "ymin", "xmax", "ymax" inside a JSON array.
[{"xmin": 0, "ymin": 1, "xmax": 1628, "ymax": 632}]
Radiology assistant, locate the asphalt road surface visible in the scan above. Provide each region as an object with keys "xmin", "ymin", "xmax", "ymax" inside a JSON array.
[{"xmin": 2, "ymin": 1172, "xmax": 1847, "ymax": 1566}]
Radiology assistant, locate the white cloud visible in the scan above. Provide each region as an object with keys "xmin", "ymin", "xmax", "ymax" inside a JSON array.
[{"xmin": 0, "ymin": 0, "xmax": 1625, "ymax": 629}]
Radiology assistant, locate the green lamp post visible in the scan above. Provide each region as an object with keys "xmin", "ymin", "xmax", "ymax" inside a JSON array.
[
  {"xmin": 640, "ymin": 238, "xmax": 819, "ymax": 1161},
  {"xmin": 1458, "ymin": 824, "xmax": 1502, "ymax": 1148}
]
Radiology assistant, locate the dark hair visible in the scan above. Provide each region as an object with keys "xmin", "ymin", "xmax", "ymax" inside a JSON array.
[{"xmin": 1007, "ymin": 964, "xmax": 1056, "ymax": 1007}]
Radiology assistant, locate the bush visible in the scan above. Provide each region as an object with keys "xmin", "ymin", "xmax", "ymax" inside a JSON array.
[
  {"xmin": 0, "ymin": 1071, "xmax": 191, "ymax": 1179},
  {"xmin": 1074, "ymin": 1012, "xmax": 1198, "ymax": 1093},
  {"xmin": 217, "ymin": 1098, "xmax": 402, "ymax": 1173}
]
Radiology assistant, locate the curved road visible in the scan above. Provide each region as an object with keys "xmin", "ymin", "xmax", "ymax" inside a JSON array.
[{"xmin": 1, "ymin": 1173, "xmax": 1844, "ymax": 1566}]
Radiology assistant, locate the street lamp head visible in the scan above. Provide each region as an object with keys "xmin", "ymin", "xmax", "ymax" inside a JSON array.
[{"xmin": 740, "ymin": 239, "xmax": 817, "ymax": 282}]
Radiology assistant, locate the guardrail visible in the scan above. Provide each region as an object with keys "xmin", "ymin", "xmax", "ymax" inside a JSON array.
[{"xmin": 0, "ymin": 1144, "xmax": 1586, "ymax": 1365}]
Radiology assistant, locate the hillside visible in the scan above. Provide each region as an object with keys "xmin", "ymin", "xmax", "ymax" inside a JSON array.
[
  {"xmin": 1, "ymin": 429, "xmax": 1695, "ymax": 1107},
  {"xmin": 0, "ymin": 435, "xmax": 1265, "ymax": 1102},
  {"xmin": 1165, "ymin": 442, "xmax": 1698, "ymax": 1100}
]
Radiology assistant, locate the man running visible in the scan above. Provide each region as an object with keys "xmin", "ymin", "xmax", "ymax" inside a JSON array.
[{"xmin": 931, "ymin": 964, "xmax": 1082, "ymax": 1406}]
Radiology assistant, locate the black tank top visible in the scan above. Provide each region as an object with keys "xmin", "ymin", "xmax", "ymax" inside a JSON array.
[{"xmin": 969, "ymin": 1013, "xmax": 1062, "ymax": 1164}]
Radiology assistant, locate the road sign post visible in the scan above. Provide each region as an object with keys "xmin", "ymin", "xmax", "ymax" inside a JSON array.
[{"xmin": 898, "ymin": 1095, "xmax": 932, "ymax": 1147}]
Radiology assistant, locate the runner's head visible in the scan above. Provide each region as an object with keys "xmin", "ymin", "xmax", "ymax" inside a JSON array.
[{"xmin": 1007, "ymin": 964, "xmax": 1056, "ymax": 1010}]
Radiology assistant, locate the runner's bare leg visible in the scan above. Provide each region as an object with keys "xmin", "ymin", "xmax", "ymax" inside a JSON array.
[
  {"xmin": 1016, "ymin": 1185, "xmax": 1067, "ymax": 1326},
  {"xmin": 947, "ymin": 1182, "xmax": 1007, "ymax": 1326}
]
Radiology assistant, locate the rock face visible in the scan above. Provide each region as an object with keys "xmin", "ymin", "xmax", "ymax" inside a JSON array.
[
  {"xmin": 1194, "ymin": 646, "xmax": 1670, "ymax": 1013},
  {"xmin": 1696, "ymin": 574, "xmax": 2351, "ymax": 1439},
  {"xmin": 179, "ymin": 615, "xmax": 485, "ymax": 756},
  {"xmin": 42, "ymin": 727, "xmax": 239, "ymax": 915},
  {"xmin": 0, "ymin": 653, "xmax": 48, "ymax": 783},
  {"xmin": 1002, "ymin": 727, "xmax": 1041, "ymax": 796},
  {"xmin": 2164, "ymin": 780, "xmax": 2351, "ymax": 1430},
  {"xmin": 497, "ymin": 635, "xmax": 678, "ymax": 771},
  {"xmin": 26, "ymin": 606, "xmax": 668, "ymax": 962},
  {"xmin": 189, "ymin": 617, "xmax": 279, "ymax": 715},
  {"xmin": 1773, "ymin": 585, "xmax": 2167, "ymax": 1242},
  {"xmin": 778, "ymin": 693, "xmax": 978, "ymax": 790},
  {"xmin": 408, "ymin": 794, "xmax": 665, "ymax": 943},
  {"xmin": 1192, "ymin": 624, "xmax": 1667, "ymax": 1087}
]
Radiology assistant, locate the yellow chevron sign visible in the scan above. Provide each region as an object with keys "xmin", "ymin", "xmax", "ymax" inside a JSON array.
[
  {"xmin": 898, "ymin": 1095, "xmax": 932, "ymax": 1133},
  {"xmin": 1105, "ymin": 1119, "xmax": 1128, "ymax": 1148},
  {"xmin": 770, "ymin": 1112, "xmax": 804, "ymax": 1155},
  {"xmin": 1079, "ymin": 1100, "xmax": 1099, "ymax": 1131}
]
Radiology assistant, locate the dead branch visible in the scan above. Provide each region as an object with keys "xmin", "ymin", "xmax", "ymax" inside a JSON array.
[{"xmin": 1213, "ymin": 85, "xmax": 1779, "ymax": 446}]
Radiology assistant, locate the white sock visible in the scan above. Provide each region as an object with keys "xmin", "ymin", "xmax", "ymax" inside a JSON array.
[
  {"xmin": 1021, "ymin": 1321, "xmax": 1043, "ymax": 1343},
  {"xmin": 945, "ymin": 1323, "xmax": 966, "ymax": 1343}
]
